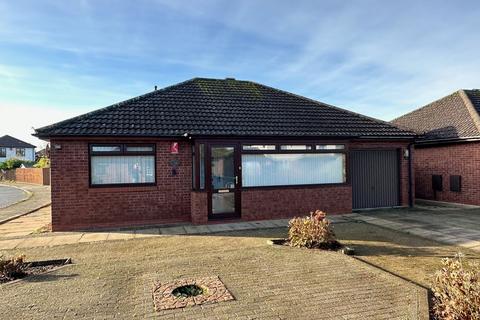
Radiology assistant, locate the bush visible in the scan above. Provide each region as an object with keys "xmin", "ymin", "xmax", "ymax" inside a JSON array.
[
  {"xmin": 0, "ymin": 254, "xmax": 28, "ymax": 280},
  {"xmin": 0, "ymin": 158, "xmax": 35, "ymax": 170},
  {"xmin": 432, "ymin": 255, "xmax": 480, "ymax": 320},
  {"xmin": 34, "ymin": 157, "xmax": 50, "ymax": 168},
  {"xmin": 288, "ymin": 210, "xmax": 340, "ymax": 249}
]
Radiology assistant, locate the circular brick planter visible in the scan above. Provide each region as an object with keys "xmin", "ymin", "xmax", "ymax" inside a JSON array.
[{"xmin": 152, "ymin": 276, "xmax": 234, "ymax": 311}]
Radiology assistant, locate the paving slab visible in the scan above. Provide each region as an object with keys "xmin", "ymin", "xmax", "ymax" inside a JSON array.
[
  {"xmin": 159, "ymin": 226, "xmax": 186, "ymax": 235},
  {"xmin": 354, "ymin": 205, "xmax": 480, "ymax": 248},
  {"xmin": 47, "ymin": 234, "xmax": 84, "ymax": 246},
  {"xmin": 16, "ymin": 236, "xmax": 53, "ymax": 248},
  {"xmin": 134, "ymin": 228, "xmax": 160, "ymax": 238},
  {"xmin": 0, "ymin": 238, "xmax": 25, "ymax": 249},
  {"xmin": 78, "ymin": 232, "xmax": 109, "ymax": 243},
  {"xmin": 106, "ymin": 231, "xmax": 135, "ymax": 241}
]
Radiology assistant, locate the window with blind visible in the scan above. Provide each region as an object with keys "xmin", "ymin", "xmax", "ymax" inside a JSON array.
[
  {"xmin": 242, "ymin": 153, "xmax": 345, "ymax": 187},
  {"xmin": 90, "ymin": 144, "xmax": 155, "ymax": 186}
]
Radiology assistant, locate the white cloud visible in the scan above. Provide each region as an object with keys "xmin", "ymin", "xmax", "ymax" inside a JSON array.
[{"xmin": 0, "ymin": 102, "xmax": 90, "ymax": 149}]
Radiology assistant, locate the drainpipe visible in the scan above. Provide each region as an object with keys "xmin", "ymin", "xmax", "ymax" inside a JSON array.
[{"xmin": 408, "ymin": 143, "xmax": 414, "ymax": 207}]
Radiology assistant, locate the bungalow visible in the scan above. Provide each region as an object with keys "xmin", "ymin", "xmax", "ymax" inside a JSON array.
[
  {"xmin": 392, "ymin": 89, "xmax": 480, "ymax": 206},
  {"xmin": 0, "ymin": 135, "xmax": 36, "ymax": 163},
  {"xmin": 34, "ymin": 78, "xmax": 415, "ymax": 231}
]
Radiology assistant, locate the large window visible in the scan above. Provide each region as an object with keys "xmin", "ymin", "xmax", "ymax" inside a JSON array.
[
  {"xmin": 90, "ymin": 144, "xmax": 155, "ymax": 186},
  {"xmin": 242, "ymin": 153, "xmax": 345, "ymax": 187},
  {"xmin": 0, "ymin": 147, "xmax": 6, "ymax": 157},
  {"xmin": 16, "ymin": 148, "xmax": 25, "ymax": 157}
]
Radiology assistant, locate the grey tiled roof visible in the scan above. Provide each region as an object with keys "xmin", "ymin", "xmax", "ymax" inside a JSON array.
[
  {"xmin": 392, "ymin": 90, "xmax": 480, "ymax": 141},
  {"xmin": 0, "ymin": 135, "xmax": 36, "ymax": 148},
  {"xmin": 34, "ymin": 78, "xmax": 413, "ymax": 139}
]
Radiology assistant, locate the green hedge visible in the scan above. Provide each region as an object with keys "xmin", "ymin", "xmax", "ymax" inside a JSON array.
[{"xmin": 0, "ymin": 158, "xmax": 36, "ymax": 170}]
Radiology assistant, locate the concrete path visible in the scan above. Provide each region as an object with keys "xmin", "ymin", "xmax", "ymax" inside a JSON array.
[
  {"xmin": 351, "ymin": 202, "xmax": 480, "ymax": 252},
  {"xmin": 0, "ymin": 206, "xmax": 354, "ymax": 250},
  {"xmin": 0, "ymin": 183, "xmax": 51, "ymax": 223}
]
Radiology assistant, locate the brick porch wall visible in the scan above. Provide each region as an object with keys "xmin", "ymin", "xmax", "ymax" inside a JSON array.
[
  {"xmin": 414, "ymin": 142, "xmax": 480, "ymax": 205},
  {"xmin": 241, "ymin": 185, "xmax": 352, "ymax": 220},
  {"xmin": 50, "ymin": 139, "xmax": 192, "ymax": 231}
]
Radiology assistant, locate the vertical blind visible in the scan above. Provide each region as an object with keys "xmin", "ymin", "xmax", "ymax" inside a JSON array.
[
  {"xmin": 91, "ymin": 155, "xmax": 155, "ymax": 185},
  {"xmin": 242, "ymin": 153, "xmax": 345, "ymax": 187}
]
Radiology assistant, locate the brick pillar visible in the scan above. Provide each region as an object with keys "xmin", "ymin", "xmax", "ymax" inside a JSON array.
[{"xmin": 191, "ymin": 191, "xmax": 208, "ymax": 224}]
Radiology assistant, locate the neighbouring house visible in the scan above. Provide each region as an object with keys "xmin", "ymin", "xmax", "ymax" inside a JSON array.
[
  {"xmin": 392, "ymin": 89, "xmax": 480, "ymax": 206},
  {"xmin": 35, "ymin": 144, "xmax": 50, "ymax": 161},
  {"xmin": 34, "ymin": 78, "xmax": 415, "ymax": 231},
  {"xmin": 0, "ymin": 135, "xmax": 36, "ymax": 163}
]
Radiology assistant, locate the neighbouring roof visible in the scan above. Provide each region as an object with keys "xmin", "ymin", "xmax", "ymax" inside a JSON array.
[
  {"xmin": 34, "ymin": 78, "xmax": 414, "ymax": 139},
  {"xmin": 0, "ymin": 135, "xmax": 36, "ymax": 148},
  {"xmin": 392, "ymin": 89, "xmax": 480, "ymax": 142}
]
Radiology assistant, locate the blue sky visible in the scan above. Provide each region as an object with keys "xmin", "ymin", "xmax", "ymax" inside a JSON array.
[{"xmin": 1, "ymin": 0, "xmax": 480, "ymax": 148}]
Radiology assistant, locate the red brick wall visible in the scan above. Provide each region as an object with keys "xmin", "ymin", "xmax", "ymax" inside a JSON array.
[
  {"xmin": 191, "ymin": 191, "xmax": 208, "ymax": 224},
  {"xmin": 414, "ymin": 142, "xmax": 480, "ymax": 205},
  {"xmin": 50, "ymin": 138, "xmax": 413, "ymax": 230},
  {"xmin": 50, "ymin": 139, "xmax": 192, "ymax": 231},
  {"xmin": 242, "ymin": 185, "xmax": 352, "ymax": 220},
  {"xmin": 350, "ymin": 140, "xmax": 412, "ymax": 207}
]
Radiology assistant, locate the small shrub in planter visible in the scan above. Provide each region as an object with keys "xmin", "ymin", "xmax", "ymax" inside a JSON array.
[
  {"xmin": 0, "ymin": 254, "xmax": 28, "ymax": 281},
  {"xmin": 288, "ymin": 210, "xmax": 341, "ymax": 250},
  {"xmin": 431, "ymin": 255, "xmax": 480, "ymax": 320}
]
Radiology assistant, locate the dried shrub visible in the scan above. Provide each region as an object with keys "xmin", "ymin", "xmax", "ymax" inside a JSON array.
[
  {"xmin": 431, "ymin": 255, "xmax": 480, "ymax": 320},
  {"xmin": 288, "ymin": 210, "xmax": 341, "ymax": 249},
  {"xmin": 0, "ymin": 254, "xmax": 28, "ymax": 281}
]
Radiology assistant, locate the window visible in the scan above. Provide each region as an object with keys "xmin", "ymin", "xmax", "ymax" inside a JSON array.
[
  {"xmin": 242, "ymin": 153, "xmax": 346, "ymax": 187},
  {"xmin": 243, "ymin": 144, "xmax": 276, "ymax": 151},
  {"xmin": 432, "ymin": 175, "xmax": 443, "ymax": 191},
  {"xmin": 450, "ymin": 175, "xmax": 461, "ymax": 192},
  {"xmin": 0, "ymin": 147, "xmax": 5, "ymax": 157},
  {"xmin": 280, "ymin": 145, "xmax": 312, "ymax": 151},
  {"xmin": 16, "ymin": 148, "xmax": 25, "ymax": 157},
  {"xmin": 199, "ymin": 144, "xmax": 205, "ymax": 189},
  {"xmin": 90, "ymin": 144, "xmax": 155, "ymax": 186},
  {"xmin": 316, "ymin": 144, "xmax": 345, "ymax": 150}
]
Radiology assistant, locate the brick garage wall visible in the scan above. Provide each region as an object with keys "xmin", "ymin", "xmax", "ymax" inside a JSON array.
[
  {"xmin": 241, "ymin": 185, "xmax": 352, "ymax": 220},
  {"xmin": 50, "ymin": 139, "xmax": 192, "ymax": 231},
  {"xmin": 14, "ymin": 168, "xmax": 50, "ymax": 185},
  {"xmin": 414, "ymin": 142, "xmax": 480, "ymax": 205},
  {"xmin": 350, "ymin": 140, "xmax": 412, "ymax": 207}
]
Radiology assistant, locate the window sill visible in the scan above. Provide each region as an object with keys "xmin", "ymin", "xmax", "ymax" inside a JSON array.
[
  {"xmin": 241, "ymin": 183, "xmax": 349, "ymax": 191},
  {"xmin": 88, "ymin": 184, "xmax": 158, "ymax": 193}
]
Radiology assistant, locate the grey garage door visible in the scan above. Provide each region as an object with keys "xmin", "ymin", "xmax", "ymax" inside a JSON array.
[{"xmin": 350, "ymin": 150, "xmax": 400, "ymax": 209}]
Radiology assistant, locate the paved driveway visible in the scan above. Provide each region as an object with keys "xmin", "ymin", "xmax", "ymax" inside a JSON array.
[
  {"xmin": 353, "ymin": 203, "xmax": 480, "ymax": 252},
  {"xmin": 0, "ymin": 185, "xmax": 29, "ymax": 208},
  {"xmin": 0, "ymin": 228, "xmax": 428, "ymax": 319}
]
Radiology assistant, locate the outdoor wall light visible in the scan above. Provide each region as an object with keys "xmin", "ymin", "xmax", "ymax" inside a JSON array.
[
  {"xmin": 53, "ymin": 144, "xmax": 62, "ymax": 150},
  {"xmin": 403, "ymin": 148, "xmax": 409, "ymax": 159}
]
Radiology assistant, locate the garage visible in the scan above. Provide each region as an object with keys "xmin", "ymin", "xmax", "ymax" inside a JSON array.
[{"xmin": 350, "ymin": 150, "xmax": 400, "ymax": 209}]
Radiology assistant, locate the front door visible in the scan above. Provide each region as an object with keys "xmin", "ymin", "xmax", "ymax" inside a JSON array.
[{"xmin": 208, "ymin": 145, "xmax": 240, "ymax": 220}]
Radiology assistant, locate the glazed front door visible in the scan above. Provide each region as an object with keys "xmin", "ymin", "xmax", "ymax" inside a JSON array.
[{"xmin": 208, "ymin": 145, "xmax": 240, "ymax": 219}]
